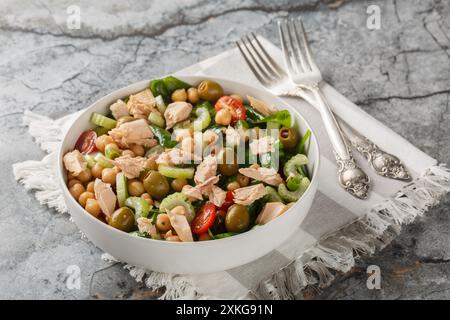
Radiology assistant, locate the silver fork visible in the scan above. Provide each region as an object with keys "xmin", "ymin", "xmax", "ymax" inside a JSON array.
[{"xmin": 236, "ymin": 32, "xmax": 410, "ymax": 186}]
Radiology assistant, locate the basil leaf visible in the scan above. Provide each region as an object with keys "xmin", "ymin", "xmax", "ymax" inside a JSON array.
[{"xmin": 257, "ymin": 110, "xmax": 292, "ymax": 128}]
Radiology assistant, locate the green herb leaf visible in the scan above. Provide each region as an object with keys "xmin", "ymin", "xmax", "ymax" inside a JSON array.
[
  {"xmin": 257, "ymin": 110, "xmax": 292, "ymax": 128},
  {"xmin": 150, "ymin": 125, "xmax": 177, "ymax": 148}
]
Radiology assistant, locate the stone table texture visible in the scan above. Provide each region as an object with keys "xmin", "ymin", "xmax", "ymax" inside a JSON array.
[{"xmin": 0, "ymin": 0, "xmax": 449, "ymax": 299}]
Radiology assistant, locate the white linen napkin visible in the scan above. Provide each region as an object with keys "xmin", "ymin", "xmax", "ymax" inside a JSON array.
[{"xmin": 13, "ymin": 37, "xmax": 450, "ymax": 299}]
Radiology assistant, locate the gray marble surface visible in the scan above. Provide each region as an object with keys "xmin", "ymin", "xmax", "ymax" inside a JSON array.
[{"xmin": 0, "ymin": 0, "xmax": 449, "ymax": 299}]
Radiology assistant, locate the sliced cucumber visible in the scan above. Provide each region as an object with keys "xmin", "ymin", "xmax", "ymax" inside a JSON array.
[
  {"xmin": 155, "ymin": 95, "xmax": 166, "ymax": 114},
  {"xmin": 264, "ymin": 186, "xmax": 283, "ymax": 203},
  {"xmin": 158, "ymin": 164, "xmax": 194, "ymax": 179},
  {"xmin": 94, "ymin": 153, "xmax": 114, "ymax": 168},
  {"xmin": 159, "ymin": 192, "xmax": 195, "ymax": 222},
  {"xmin": 90, "ymin": 113, "xmax": 117, "ymax": 130},
  {"xmin": 148, "ymin": 111, "xmax": 165, "ymax": 128},
  {"xmin": 116, "ymin": 172, "xmax": 128, "ymax": 207}
]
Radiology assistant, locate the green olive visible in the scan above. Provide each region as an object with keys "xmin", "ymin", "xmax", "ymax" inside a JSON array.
[
  {"xmin": 279, "ymin": 127, "xmax": 299, "ymax": 150},
  {"xmin": 197, "ymin": 80, "xmax": 224, "ymax": 101},
  {"xmin": 225, "ymin": 204, "xmax": 250, "ymax": 233},
  {"xmin": 143, "ymin": 170, "xmax": 170, "ymax": 200},
  {"xmin": 218, "ymin": 148, "xmax": 238, "ymax": 176},
  {"xmin": 109, "ymin": 207, "xmax": 135, "ymax": 232}
]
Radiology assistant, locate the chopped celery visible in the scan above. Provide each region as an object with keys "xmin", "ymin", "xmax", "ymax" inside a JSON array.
[
  {"xmin": 105, "ymin": 144, "xmax": 121, "ymax": 159},
  {"xmin": 298, "ymin": 129, "xmax": 311, "ymax": 155},
  {"xmin": 90, "ymin": 113, "xmax": 117, "ymax": 130},
  {"xmin": 214, "ymin": 232, "xmax": 238, "ymax": 239},
  {"xmin": 94, "ymin": 153, "xmax": 114, "ymax": 168},
  {"xmin": 264, "ymin": 186, "xmax": 283, "ymax": 203},
  {"xmin": 148, "ymin": 111, "xmax": 165, "ymax": 128},
  {"xmin": 155, "ymin": 95, "xmax": 166, "ymax": 114},
  {"xmin": 190, "ymin": 105, "xmax": 211, "ymax": 131},
  {"xmin": 283, "ymin": 154, "xmax": 308, "ymax": 178},
  {"xmin": 93, "ymin": 126, "xmax": 109, "ymax": 136},
  {"xmin": 125, "ymin": 196, "xmax": 151, "ymax": 219},
  {"xmin": 158, "ymin": 164, "xmax": 195, "ymax": 179},
  {"xmin": 286, "ymin": 175, "xmax": 302, "ymax": 191},
  {"xmin": 116, "ymin": 172, "xmax": 128, "ymax": 207},
  {"xmin": 83, "ymin": 154, "xmax": 97, "ymax": 169},
  {"xmin": 158, "ymin": 192, "xmax": 195, "ymax": 222},
  {"xmin": 278, "ymin": 177, "xmax": 310, "ymax": 202}
]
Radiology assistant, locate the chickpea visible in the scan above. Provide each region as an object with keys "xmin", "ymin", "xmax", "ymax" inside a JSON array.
[
  {"xmin": 130, "ymin": 144, "xmax": 145, "ymax": 157},
  {"xmin": 171, "ymin": 89, "xmax": 187, "ymax": 102},
  {"xmin": 230, "ymin": 94, "xmax": 243, "ymax": 102},
  {"xmin": 91, "ymin": 163, "xmax": 104, "ymax": 179},
  {"xmin": 171, "ymin": 178, "xmax": 188, "ymax": 192},
  {"xmin": 198, "ymin": 233, "xmax": 212, "ymax": 241},
  {"xmin": 67, "ymin": 172, "xmax": 76, "ymax": 180},
  {"xmin": 112, "ymin": 166, "xmax": 121, "ymax": 174},
  {"xmin": 102, "ymin": 168, "xmax": 117, "ymax": 185},
  {"xmin": 105, "ymin": 142, "xmax": 119, "ymax": 152},
  {"xmin": 166, "ymin": 235, "xmax": 181, "ymax": 242},
  {"xmin": 77, "ymin": 168, "xmax": 92, "ymax": 183},
  {"xmin": 215, "ymin": 108, "xmax": 232, "ymax": 126},
  {"xmin": 203, "ymin": 130, "xmax": 218, "ymax": 145},
  {"xmin": 85, "ymin": 198, "xmax": 102, "ymax": 218},
  {"xmin": 95, "ymin": 135, "xmax": 113, "ymax": 153},
  {"xmin": 171, "ymin": 205, "xmax": 186, "ymax": 216},
  {"xmin": 156, "ymin": 214, "xmax": 172, "ymax": 232},
  {"xmin": 227, "ymin": 181, "xmax": 240, "ymax": 191},
  {"xmin": 121, "ymin": 149, "xmax": 135, "ymax": 157},
  {"xmin": 141, "ymin": 193, "xmax": 153, "ymax": 206},
  {"xmin": 78, "ymin": 191, "xmax": 94, "ymax": 208},
  {"xmin": 86, "ymin": 181, "xmax": 95, "ymax": 193},
  {"xmin": 128, "ymin": 180, "xmax": 145, "ymax": 196},
  {"xmin": 68, "ymin": 179, "xmax": 82, "ymax": 188},
  {"xmin": 236, "ymin": 173, "xmax": 250, "ymax": 187},
  {"xmin": 187, "ymin": 87, "xmax": 199, "ymax": 103},
  {"xmin": 69, "ymin": 183, "xmax": 85, "ymax": 200}
]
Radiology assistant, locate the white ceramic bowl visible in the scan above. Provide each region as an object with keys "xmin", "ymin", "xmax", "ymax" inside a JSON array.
[{"xmin": 58, "ymin": 76, "xmax": 320, "ymax": 274}]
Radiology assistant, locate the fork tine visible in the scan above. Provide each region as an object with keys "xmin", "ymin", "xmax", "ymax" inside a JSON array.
[
  {"xmin": 296, "ymin": 19, "xmax": 318, "ymax": 71},
  {"xmin": 277, "ymin": 21, "xmax": 296, "ymax": 76},
  {"xmin": 286, "ymin": 19, "xmax": 306, "ymax": 73},
  {"xmin": 236, "ymin": 40, "xmax": 270, "ymax": 86},
  {"xmin": 244, "ymin": 35, "xmax": 282, "ymax": 81},
  {"xmin": 289, "ymin": 19, "xmax": 309, "ymax": 72},
  {"xmin": 240, "ymin": 38, "xmax": 275, "ymax": 84},
  {"xmin": 250, "ymin": 32, "xmax": 287, "ymax": 77}
]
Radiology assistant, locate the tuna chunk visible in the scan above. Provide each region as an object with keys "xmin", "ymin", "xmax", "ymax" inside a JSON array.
[
  {"xmin": 137, "ymin": 217, "xmax": 158, "ymax": 237},
  {"xmin": 194, "ymin": 155, "xmax": 217, "ymax": 184},
  {"xmin": 127, "ymin": 89, "xmax": 156, "ymax": 117},
  {"xmin": 156, "ymin": 148, "xmax": 201, "ymax": 166},
  {"xmin": 93, "ymin": 178, "xmax": 117, "ymax": 217},
  {"xmin": 164, "ymin": 101, "xmax": 192, "ymax": 129},
  {"xmin": 238, "ymin": 167, "xmax": 283, "ymax": 186},
  {"xmin": 109, "ymin": 119, "xmax": 156, "ymax": 148},
  {"xmin": 182, "ymin": 185, "xmax": 203, "ymax": 200},
  {"xmin": 110, "ymin": 99, "xmax": 129, "ymax": 120},
  {"xmin": 166, "ymin": 209, "xmax": 193, "ymax": 242},
  {"xmin": 255, "ymin": 202, "xmax": 288, "ymax": 225},
  {"xmin": 206, "ymin": 185, "xmax": 227, "ymax": 207},
  {"xmin": 249, "ymin": 136, "xmax": 275, "ymax": 155},
  {"xmin": 232, "ymin": 183, "xmax": 267, "ymax": 205},
  {"xmin": 114, "ymin": 155, "xmax": 147, "ymax": 179},
  {"xmin": 63, "ymin": 150, "xmax": 87, "ymax": 175},
  {"xmin": 247, "ymin": 95, "xmax": 278, "ymax": 116},
  {"xmin": 181, "ymin": 175, "xmax": 220, "ymax": 201},
  {"xmin": 225, "ymin": 126, "xmax": 242, "ymax": 146}
]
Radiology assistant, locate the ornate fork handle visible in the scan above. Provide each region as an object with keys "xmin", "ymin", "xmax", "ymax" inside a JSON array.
[
  {"xmin": 338, "ymin": 122, "xmax": 411, "ymax": 181},
  {"xmin": 294, "ymin": 84, "xmax": 370, "ymax": 199}
]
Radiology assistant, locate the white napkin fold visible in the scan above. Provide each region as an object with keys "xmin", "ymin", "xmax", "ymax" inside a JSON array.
[{"xmin": 13, "ymin": 37, "xmax": 450, "ymax": 300}]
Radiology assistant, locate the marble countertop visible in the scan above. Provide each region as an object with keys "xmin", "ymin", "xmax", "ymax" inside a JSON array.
[{"xmin": 0, "ymin": 0, "xmax": 449, "ymax": 299}]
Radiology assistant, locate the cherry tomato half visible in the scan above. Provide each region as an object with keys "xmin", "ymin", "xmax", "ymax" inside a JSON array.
[
  {"xmin": 219, "ymin": 191, "xmax": 234, "ymax": 212},
  {"xmin": 191, "ymin": 202, "xmax": 216, "ymax": 235},
  {"xmin": 75, "ymin": 130, "xmax": 97, "ymax": 154},
  {"xmin": 214, "ymin": 96, "xmax": 246, "ymax": 125}
]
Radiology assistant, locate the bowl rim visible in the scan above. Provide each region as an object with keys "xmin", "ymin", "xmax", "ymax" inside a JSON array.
[{"xmin": 57, "ymin": 75, "xmax": 320, "ymax": 247}]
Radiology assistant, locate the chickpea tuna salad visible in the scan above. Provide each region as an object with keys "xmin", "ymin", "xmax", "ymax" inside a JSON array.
[{"xmin": 63, "ymin": 76, "xmax": 312, "ymax": 242}]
